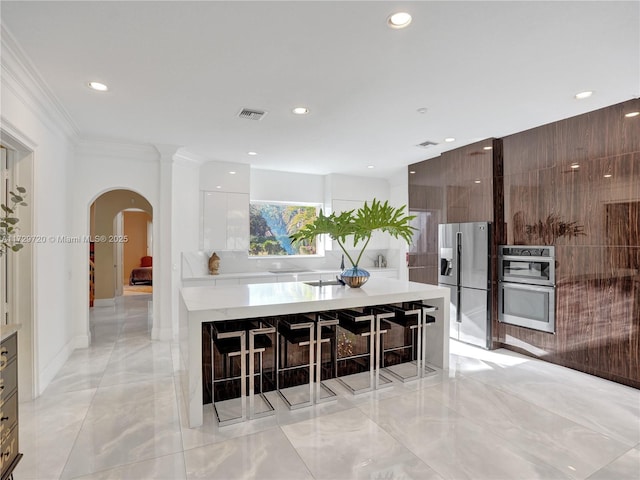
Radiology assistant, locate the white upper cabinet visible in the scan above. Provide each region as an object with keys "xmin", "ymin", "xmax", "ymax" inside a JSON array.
[
  {"xmin": 202, "ymin": 191, "xmax": 249, "ymax": 251},
  {"xmin": 200, "ymin": 160, "xmax": 250, "ymax": 251}
]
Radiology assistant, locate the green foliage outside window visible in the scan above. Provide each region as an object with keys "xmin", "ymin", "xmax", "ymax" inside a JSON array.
[{"xmin": 249, "ymin": 203, "xmax": 319, "ymax": 256}]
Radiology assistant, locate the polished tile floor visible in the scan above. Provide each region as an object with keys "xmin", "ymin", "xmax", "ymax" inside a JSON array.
[{"xmin": 16, "ymin": 295, "xmax": 640, "ymax": 479}]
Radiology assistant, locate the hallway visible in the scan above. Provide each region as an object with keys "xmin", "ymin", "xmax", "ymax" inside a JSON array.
[{"xmin": 15, "ymin": 295, "xmax": 640, "ymax": 479}]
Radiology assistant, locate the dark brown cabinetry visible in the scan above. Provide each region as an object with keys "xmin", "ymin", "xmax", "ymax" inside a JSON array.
[
  {"xmin": 0, "ymin": 332, "xmax": 22, "ymax": 480},
  {"xmin": 408, "ymin": 98, "xmax": 640, "ymax": 389}
]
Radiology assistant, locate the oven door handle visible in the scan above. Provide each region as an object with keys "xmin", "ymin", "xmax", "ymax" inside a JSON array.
[
  {"xmin": 499, "ymin": 281, "xmax": 555, "ymax": 292},
  {"xmin": 500, "ymin": 255, "xmax": 553, "ymax": 263}
]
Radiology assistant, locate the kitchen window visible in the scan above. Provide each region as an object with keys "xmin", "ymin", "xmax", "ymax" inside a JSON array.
[{"xmin": 249, "ymin": 202, "xmax": 321, "ymax": 256}]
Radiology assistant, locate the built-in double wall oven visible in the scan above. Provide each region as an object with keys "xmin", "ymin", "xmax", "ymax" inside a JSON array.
[{"xmin": 498, "ymin": 245, "xmax": 556, "ymax": 333}]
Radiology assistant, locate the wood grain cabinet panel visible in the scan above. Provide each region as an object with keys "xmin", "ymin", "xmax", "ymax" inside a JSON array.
[
  {"xmin": 409, "ymin": 98, "xmax": 640, "ymax": 388},
  {"xmin": 501, "ymin": 98, "xmax": 640, "ymax": 388}
]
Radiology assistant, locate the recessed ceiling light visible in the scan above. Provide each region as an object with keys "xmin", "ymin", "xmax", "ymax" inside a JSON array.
[
  {"xmin": 474, "ymin": 180, "xmax": 482, "ymax": 184},
  {"xmin": 416, "ymin": 107, "xmax": 428, "ymax": 114},
  {"xmin": 603, "ymin": 174, "xmax": 612, "ymax": 178},
  {"xmin": 248, "ymin": 151, "xmax": 258, "ymax": 156},
  {"xmin": 444, "ymin": 137, "xmax": 455, "ymax": 143},
  {"xmin": 229, "ymin": 171, "xmax": 236, "ymax": 175},
  {"xmin": 624, "ymin": 111, "xmax": 639, "ymax": 118},
  {"xmin": 216, "ymin": 185, "xmax": 222, "ymax": 189},
  {"xmin": 387, "ymin": 12, "xmax": 412, "ymax": 29},
  {"xmin": 292, "ymin": 107, "xmax": 309, "ymax": 115},
  {"xmin": 570, "ymin": 163, "xmax": 580, "ymax": 169},
  {"xmin": 88, "ymin": 81, "xmax": 108, "ymax": 92},
  {"xmin": 574, "ymin": 91, "xmax": 593, "ymax": 99},
  {"xmin": 367, "ymin": 165, "xmax": 375, "ymax": 169},
  {"xmin": 409, "ymin": 170, "xmax": 416, "ymax": 174},
  {"xmin": 483, "ymin": 146, "xmax": 493, "ymax": 150}
]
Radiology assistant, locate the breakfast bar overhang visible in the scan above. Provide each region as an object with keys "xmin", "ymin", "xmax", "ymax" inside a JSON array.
[{"xmin": 179, "ymin": 278, "xmax": 450, "ymax": 427}]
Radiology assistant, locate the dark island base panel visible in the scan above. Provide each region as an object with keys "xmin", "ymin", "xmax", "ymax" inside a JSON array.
[{"xmin": 202, "ymin": 312, "xmax": 421, "ymax": 404}]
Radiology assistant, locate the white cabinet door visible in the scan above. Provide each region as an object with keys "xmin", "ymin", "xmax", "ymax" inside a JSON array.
[
  {"xmin": 226, "ymin": 192, "xmax": 249, "ymax": 251},
  {"xmin": 203, "ymin": 192, "xmax": 227, "ymax": 251},
  {"xmin": 202, "ymin": 191, "xmax": 249, "ymax": 251}
]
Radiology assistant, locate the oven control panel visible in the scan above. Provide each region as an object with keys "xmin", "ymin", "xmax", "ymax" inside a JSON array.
[{"xmin": 500, "ymin": 246, "xmax": 554, "ymax": 258}]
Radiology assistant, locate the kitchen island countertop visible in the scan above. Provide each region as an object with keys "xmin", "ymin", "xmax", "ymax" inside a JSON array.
[{"xmin": 179, "ymin": 277, "xmax": 450, "ymax": 427}]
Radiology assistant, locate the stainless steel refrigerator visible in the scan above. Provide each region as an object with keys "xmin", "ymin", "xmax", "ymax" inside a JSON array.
[{"xmin": 438, "ymin": 222, "xmax": 491, "ymax": 349}]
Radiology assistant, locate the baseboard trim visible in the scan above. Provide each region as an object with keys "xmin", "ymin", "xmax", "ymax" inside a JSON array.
[
  {"xmin": 73, "ymin": 334, "xmax": 90, "ymax": 349},
  {"xmin": 93, "ymin": 298, "xmax": 115, "ymax": 307},
  {"xmin": 152, "ymin": 326, "xmax": 174, "ymax": 341},
  {"xmin": 39, "ymin": 336, "xmax": 75, "ymax": 395}
]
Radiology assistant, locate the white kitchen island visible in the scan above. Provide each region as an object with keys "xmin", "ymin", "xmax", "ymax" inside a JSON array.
[{"xmin": 179, "ymin": 277, "xmax": 450, "ymax": 427}]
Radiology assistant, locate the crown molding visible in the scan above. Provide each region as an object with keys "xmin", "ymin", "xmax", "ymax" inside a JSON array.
[
  {"xmin": 0, "ymin": 115, "xmax": 39, "ymax": 151},
  {"xmin": 1, "ymin": 25, "xmax": 79, "ymax": 142},
  {"xmin": 75, "ymin": 138, "xmax": 160, "ymax": 163},
  {"xmin": 173, "ymin": 148, "xmax": 209, "ymax": 166}
]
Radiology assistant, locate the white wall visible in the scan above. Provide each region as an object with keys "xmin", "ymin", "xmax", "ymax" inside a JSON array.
[
  {"xmin": 172, "ymin": 155, "xmax": 200, "ymax": 333},
  {"xmin": 325, "ymin": 173, "xmax": 390, "ymax": 204},
  {"xmin": 389, "ymin": 168, "xmax": 410, "ymax": 278},
  {"xmin": 251, "ymin": 169, "xmax": 324, "ymax": 204},
  {"xmin": 200, "ymin": 160, "xmax": 249, "ymax": 193},
  {"xmin": 1, "ymin": 26, "xmax": 77, "ymax": 396},
  {"xmin": 70, "ymin": 141, "xmax": 172, "ymax": 346}
]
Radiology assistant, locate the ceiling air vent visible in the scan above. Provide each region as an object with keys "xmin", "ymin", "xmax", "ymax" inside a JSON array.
[
  {"xmin": 417, "ymin": 140, "xmax": 439, "ymax": 148},
  {"xmin": 238, "ymin": 108, "xmax": 267, "ymax": 121}
]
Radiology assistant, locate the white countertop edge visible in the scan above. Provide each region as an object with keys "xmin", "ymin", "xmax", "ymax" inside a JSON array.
[{"xmin": 181, "ymin": 278, "xmax": 446, "ymax": 321}]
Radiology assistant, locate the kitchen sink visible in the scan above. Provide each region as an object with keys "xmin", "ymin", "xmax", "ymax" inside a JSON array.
[{"xmin": 304, "ymin": 280, "xmax": 344, "ymax": 287}]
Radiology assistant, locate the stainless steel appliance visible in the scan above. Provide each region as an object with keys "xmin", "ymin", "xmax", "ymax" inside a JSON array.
[
  {"xmin": 438, "ymin": 222, "xmax": 491, "ymax": 349},
  {"xmin": 498, "ymin": 245, "xmax": 556, "ymax": 333},
  {"xmin": 499, "ymin": 245, "xmax": 555, "ymax": 286}
]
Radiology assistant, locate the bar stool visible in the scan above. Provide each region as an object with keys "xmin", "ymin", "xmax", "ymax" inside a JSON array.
[
  {"xmin": 277, "ymin": 314, "xmax": 315, "ymax": 409},
  {"xmin": 407, "ymin": 301, "xmax": 438, "ymax": 376},
  {"xmin": 368, "ymin": 303, "xmax": 422, "ymax": 382},
  {"xmin": 335, "ymin": 309, "xmax": 392, "ymax": 394},
  {"xmin": 314, "ymin": 312, "xmax": 339, "ymax": 403},
  {"xmin": 210, "ymin": 321, "xmax": 247, "ymax": 426},
  {"xmin": 210, "ymin": 320, "xmax": 276, "ymax": 426},
  {"xmin": 247, "ymin": 321, "xmax": 277, "ymax": 419}
]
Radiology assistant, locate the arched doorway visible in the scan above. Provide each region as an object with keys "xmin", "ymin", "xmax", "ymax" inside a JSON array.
[
  {"xmin": 89, "ymin": 190, "xmax": 153, "ymax": 321},
  {"xmin": 120, "ymin": 209, "xmax": 153, "ymax": 296}
]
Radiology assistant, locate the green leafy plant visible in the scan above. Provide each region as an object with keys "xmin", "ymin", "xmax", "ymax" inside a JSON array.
[
  {"xmin": 289, "ymin": 198, "xmax": 416, "ymax": 268},
  {"xmin": 1, "ymin": 186, "xmax": 27, "ymax": 256}
]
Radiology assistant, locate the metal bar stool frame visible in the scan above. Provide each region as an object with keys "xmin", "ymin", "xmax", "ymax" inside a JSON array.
[
  {"xmin": 210, "ymin": 324, "xmax": 247, "ymax": 426},
  {"xmin": 314, "ymin": 312, "xmax": 339, "ymax": 403},
  {"xmin": 248, "ymin": 323, "xmax": 276, "ymax": 419},
  {"xmin": 277, "ymin": 314, "xmax": 316, "ymax": 410},
  {"xmin": 335, "ymin": 309, "xmax": 384, "ymax": 394},
  {"xmin": 407, "ymin": 301, "xmax": 439, "ymax": 377},
  {"xmin": 366, "ymin": 307, "xmax": 395, "ymax": 390},
  {"xmin": 370, "ymin": 303, "xmax": 423, "ymax": 383}
]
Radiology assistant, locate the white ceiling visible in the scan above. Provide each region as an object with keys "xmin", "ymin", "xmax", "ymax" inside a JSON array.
[{"xmin": 1, "ymin": 1, "xmax": 638, "ymax": 178}]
